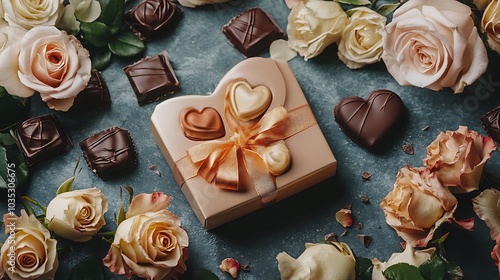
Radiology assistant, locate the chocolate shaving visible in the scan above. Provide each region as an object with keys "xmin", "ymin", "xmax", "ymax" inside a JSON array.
[
  {"xmin": 362, "ymin": 171, "xmax": 372, "ymax": 181},
  {"xmin": 421, "ymin": 125, "xmax": 429, "ymax": 131},
  {"xmin": 148, "ymin": 164, "xmax": 161, "ymax": 176},
  {"xmin": 324, "ymin": 232, "xmax": 338, "ymax": 242},
  {"xmin": 240, "ymin": 264, "xmax": 250, "ymax": 271},
  {"xmin": 340, "ymin": 230, "xmax": 348, "ymax": 237},
  {"xmin": 361, "ymin": 194, "xmax": 370, "ymax": 204},
  {"xmin": 355, "ymin": 222, "xmax": 363, "ymax": 230},
  {"xmin": 402, "ymin": 143, "xmax": 414, "ymax": 155},
  {"xmin": 343, "ymin": 203, "xmax": 352, "ymax": 210},
  {"xmin": 357, "ymin": 234, "xmax": 372, "ymax": 247}
]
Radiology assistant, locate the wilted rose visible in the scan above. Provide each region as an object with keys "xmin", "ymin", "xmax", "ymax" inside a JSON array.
[
  {"xmin": 45, "ymin": 187, "xmax": 108, "ymax": 242},
  {"xmin": 482, "ymin": 0, "xmax": 500, "ymax": 54},
  {"xmin": 2, "ymin": 0, "xmax": 63, "ymax": 30},
  {"xmin": 277, "ymin": 242, "xmax": 356, "ymax": 280},
  {"xmin": 287, "ymin": 0, "xmax": 348, "ymax": 61},
  {"xmin": 380, "ymin": 166, "xmax": 458, "ymax": 247},
  {"xmin": 473, "ymin": 188, "xmax": 500, "ymax": 239},
  {"xmin": 382, "ymin": 0, "xmax": 488, "ymax": 93},
  {"xmin": 372, "ymin": 246, "xmax": 436, "ymax": 280},
  {"xmin": 423, "ymin": 126, "xmax": 496, "ymax": 193},
  {"xmin": 0, "ymin": 25, "xmax": 91, "ymax": 111},
  {"xmin": 0, "ymin": 210, "xmax": 58, "ymax": 280},
  {"xmin": 103, "ymin": 192, "xmax": 189, "ymax": 280},
  {"xmin": 177, "ymin": 0, "xmax": 228, "ymax": 8},
  {"xmin": 337, "ymin": 7, "xmax": 386, "ymax": 69}
]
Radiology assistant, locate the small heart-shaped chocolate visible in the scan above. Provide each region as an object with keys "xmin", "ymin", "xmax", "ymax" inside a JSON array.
[
  {"xmin": 180, "ymin": 107, "xmax": 225, "ymax": 141},
  {"xmin": 228, "ymin": 80, "xmax": 272, "ymax": 122},
  {"xmin": 334, "ymin": 89, "xmax": 405, "ymax": 152}
]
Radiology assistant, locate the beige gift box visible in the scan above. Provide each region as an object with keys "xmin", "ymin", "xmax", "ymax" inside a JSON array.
[{"xmin": 151, "ymin": 58, "xmax": 336, "ymax": 229}]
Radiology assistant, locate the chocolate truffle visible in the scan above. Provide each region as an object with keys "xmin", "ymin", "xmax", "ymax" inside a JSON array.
[
  {"xmin": 124, "ymin": 51, "xmax": 180, "ymax": 105},
  {"xmin": 124, "ymin": 0, "xmax": 183, "ymax": 41},
  {"xmin": 180, "ymin": 107, "xmax": 225, "ymax": 141},
  {"xmin": 15, "ymin": 115, "xmax": 73, "ymax": 166},
  {"xmin": 334, "ymin": 89, "xmax": 405, "ymax": 152},
  {"xmin": 222, "ymin": 7, "xmax": 284, "ymax": 58},
  {"xmin": 69, "ymin": 70, "xmax": 111, "ymax": 113},
  {"xmin": 79, "ymin": 127, "xmax": 137, "ymax": 179},
  {"xmin": 481, "ymin": 105, "xmax": 500, "ymax": 148}
]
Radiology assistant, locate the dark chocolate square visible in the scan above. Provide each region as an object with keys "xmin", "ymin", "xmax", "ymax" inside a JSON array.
[
  {"xmin": 481, "ymin": 105, "xmax": 500, "ymax": 148},
  {"xmin": 124, "ymin": 0, "xmax": 183, "ymax": 41},
  {"xmin": 124, "ymin": 51, "xmax": 180, "ymax": 105},
  {"xmin": 222, "ymin": 7, "xmax": 284, "ymax": 58},
  {"xmin": 79, "ymin": 127, "xmax": 137, "ymax": 180},
  {"xmin": 69, "ymin": 70, "xmax": 111, "ymax": 113},
  {"xmin": 15, "ymin": 115, "xmax": 73, "ymax": 166}
]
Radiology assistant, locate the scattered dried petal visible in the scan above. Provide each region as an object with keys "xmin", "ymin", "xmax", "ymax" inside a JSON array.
[
  {"xmin": 360, "ymin": 194, "xmax": 370, "ymax": 203},
  {"xmin": 324, "ymin": 232, "xmax": 338, "ymax": 242},
  {"xmin": 357, "ymin": 234, "xmax": 372, "ymax": 247},
  {"xmin": 148, "ymin": 164, "xmax": 157, "ymax": 170},
  {"xmin": 240, "ymin": 264, "xmax": 250, "ymax": 271},
  {"xmin": 336, "ymin": 208, "xmax": 353, "ymax": 228},
  {"xmin": 355, "ymin": 222, "xmax": 363, "ymax": 230},
  {"xmin": 270, "ymin": 39, "xmax": 297, "ymax": 61},
  {"xmin": 422, "ymin": 125, "xmax": 429, "ymax": 131},
  {"xmin": 340, "ymin": 230, "xmax": 348, "ymax": 237},
  {"xmin": 220, "ymin": 258, "xmax": 239, "ymax": 278},
  {"xmin": 362, "ymin": 171, "xmax": 372, "ymax": 181},
  {"xmin": 402, "ymin": 143, "xmax": 414, "ymax": 155}
]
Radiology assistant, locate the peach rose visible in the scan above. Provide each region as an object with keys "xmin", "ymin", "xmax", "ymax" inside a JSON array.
[
  {"xmin": 423, "ymin": 126, "xmax": 496, "ymax": 193},
  {"xmin": 491, "ymin": 235, "xmax": 500, "ymax": 275},
  {"xmin": 2, "ymin": 0, "xmax": 63, "ymax": 30},
  {"xmin": 380, "ymin": 166, "xmax": 458, "ymax": 247},
  {"xmin": 0, "ymin": 210, "xmax": 59, "ymax": 280},
  {"xmin": 287, "ymin": 0, "xmax": 348, "ymax": 61},
  {"xmin": 45, "ymin": 188, "xmax": 108, "ymax": 242},
  {"xmin": 372, "ymin": 246, "xmax": 436, "ymax": 280},
  {"xmin": 475, "ymin": 0, "xmax": 494, "ymax": 10},
  {"xmin": 0, "ymin": 25, "xmax": 91, "ymax": 111},
  {"xmin": 103, "ymin": 192, "xmax": 189, "ymax": 280},
  {"xmin": 482, "ymin": 0, "xmax": 500, "ymax": 54},
  {"xmin": 382, "ymin": 0, "xmax": 488, "ymax": 93}
]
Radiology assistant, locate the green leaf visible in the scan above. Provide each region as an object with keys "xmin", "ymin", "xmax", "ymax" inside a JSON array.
[
  {"xmin": 90, "ymin": 48, "xmax": 112, "ymax": 70},
  {"xmin": 116, "ymin": 202, "xmax": 125, "ymax": 226},
  {"xmin": 376, "ymin": 3, "xmax": 400, "ymax": 16},
  {"xmin": 123, "ymin": 185, "xmax": 134, "ymax": 204},
  {"xmin": 419, "ymin": 255, "xmax": 446, "ymax": 280},
  {"xmin": 21, "ymin": 196, "xmax": 47, "ymax": 215},
  {"xmin": 80, "ymin": 22, "xmax": 112, "ymax": 47},
  {"xmin": 0, "ymin": 147, "xmax": 7, "ymax": 189},
  {"xmin": 0, "ymin": 131, "xmax": 29, "ymax": 191},
  {"xmin": 15, "ymin": 162, "xmax": 29, "ymax": 189},
  {"xmin": 56, "ymin": 176, "xmax": 75, "ymax": 195},
  {"xmin": 383, "ymin": 263, "xmax": 425, "ymax": 280},
  {"xmin": 183, "ymin": 269, "xmax": 220, "ymax": 280},
  {"xmin": 70, "ymin": 257, "xmax": 105, "ymax": 280},
  {"xmin": 108, "ymin": 30, "xmax": 144, "ymax": 57},
  {"xmin": 97, "ymin": 0, "xmax": 125, "ymax": 34},
  {"xmin": 0, "ymin": 87, "xmax": 30, "ymax": 131},
  {"xmin": 337, "ymin": 0, "xmax": 371, "ymax": 5},
  {"xmin": 356, "ymin": 257, "xmax": 374, "ymax": 280}
]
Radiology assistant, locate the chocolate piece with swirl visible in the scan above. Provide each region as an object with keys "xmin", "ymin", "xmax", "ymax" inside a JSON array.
[
  {"xmin": 124, "ymin": 51, "xmax": 179, "ymax": 105},
  {"xmin": 15, "ymin": 115, "xmax": 73, "ymax": 166},
  {"xmin": 69, "ymin": 70, "xmax": 111, "ymax": 113},
  {"xmin": 79, "ymin": 127, "xmax": 137, "ymax": 180},
  {"xmin": 222, "ymin": 7, "xmax": 284, "ymax": 58},
  {"xmin": 481, "ymin": 105, "xmax": 500, "ymax": 148},
  {"xmin": 124, "ymin": 0, "xmax": 183, "ymax": 41},
  {"xmin": 334, "ymin": 89, "xmax": 406, "ymax": 152}
]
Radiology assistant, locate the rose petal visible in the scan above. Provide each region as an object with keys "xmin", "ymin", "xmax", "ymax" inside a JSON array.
[
  {"xmin": 126, "ymin": 192, "xmax": 171, "ymax": 219},
  {"xmin": 335, "ymin": 208, "xmax": 353, "ymax": 228},
  {"xmin": 473, "ymin": 188, "xmax": 500, "ymax": 239},
  {"xmin": 270, "ymin": 39, "xmax": 297, "ymax": 61}
]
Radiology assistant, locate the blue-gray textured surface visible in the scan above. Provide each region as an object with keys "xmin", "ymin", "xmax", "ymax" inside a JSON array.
[{"xmin": 1, "ymin": 0, "xmax": 500, "ymax": 279}]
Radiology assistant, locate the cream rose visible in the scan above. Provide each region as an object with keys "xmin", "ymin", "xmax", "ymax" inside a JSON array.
[
  {"xmin": 0, "ymin": 25, "xmax": 91, "ymax": 111},
  {"xmin": 0, "ymin": 210, "xmax": 58, "ymax": 280},
  {"xmin": 372, "ymin": 246, "xmax": 436, "ymax": 280},
  {"xmin": 475, "ymin": 0, "xmax": 494, "ymax": 10},
  {"xmin": 423, "ymin": 126, "xmax": 496, "ymax": 193},
  {"xmin": 177, "ymin": 0, "xmax": 228, "ymax": 8},
  {"xmin": 45, "ymin": 187, "xmax": 108, "ymax": 242},
  {"xmin": 382, "ymin": 0, "xmax": 488, "ymax": 93},
  {"xmin": 277, "ymin": 242, "xmax": 356, "ymax": 280},
  {"xmin": 337, "ymin": 7, "xmax": 386, "ymax": 69},
  {"xmin": 380, "ymin": 166, "xmax": 458, "ymax": 247},
  {"xmin": 103, "ymin": 192, "xmax": 189, "ymax": 280},
  {"xmin": 482, "ymin": 0, "xmax": 500, "ymax": 54},
  {"xmin": 2, "ymin": 0, "xmax": 63, "ymax": 30},
  {"xmin": 287, "ymin": 0, "xmax": 348, "ymax": 61}
]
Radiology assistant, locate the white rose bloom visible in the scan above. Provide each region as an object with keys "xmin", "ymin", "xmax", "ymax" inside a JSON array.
[
  {"xmin": 372, "ymin": 246, "xmax": 436, "ymax": 280},
  {"xmin": 2, "ymin": 0, "xmax": 63, "ymax": 29},
  {"xmin": 482, "ymin": 0, "xmax": 500, "ymax": 54}
]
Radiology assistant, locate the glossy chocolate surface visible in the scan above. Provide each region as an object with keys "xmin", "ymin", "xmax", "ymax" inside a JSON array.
[
  {"xmin": 180, "ymin": 107, "xmax": 225, "ymax": 141},
  {"xmin": 222, "ymin": 7, "xmax": 284, "ymax": 58},
  {"xmin": 69, "ymin": 70, "xmax": 111, "ymax": 113},
  {"xmin": 79, "ymin": 127, "xmax": 137, "ymax": 179},
  {"xmin": 481, "ymin": 105, "xmax": 500, "ymax": 148},
  {"xmin": 334, "ymin": 89, "xmax": 406, "ymax": 152},
  {"xmin": 124, "ymin": 0, "xmax": 183, "ymax": 41},
  {"xmin": 15, "ymin": 115, "xmax": 72, "ymax": 166},
  {"xmin": 124, "ymin": 51, "xmax": 180, "ymax": 105}
]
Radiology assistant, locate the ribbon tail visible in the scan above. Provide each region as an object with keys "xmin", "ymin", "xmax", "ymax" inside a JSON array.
[
  {"xmin": 214, "ymin": 146, "xmax": 239, "ymax": 191},
  {"xmin": 242, "ymin": 149, "xmax": 277, "ymax": 205}
]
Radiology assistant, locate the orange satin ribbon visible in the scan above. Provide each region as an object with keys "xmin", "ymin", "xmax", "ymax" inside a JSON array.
[{"xmin": 175, "ymin": 89, "xmax": 317, "ymax": 205}]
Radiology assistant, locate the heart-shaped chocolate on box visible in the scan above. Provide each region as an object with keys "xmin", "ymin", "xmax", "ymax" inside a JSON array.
[
  {"xmin": 334, "ymin": 89, "xmax": 405, "ymax": 152},
  {"xmin": 180, "ymin": 107, "xmax": 225, "ymax": 141}
]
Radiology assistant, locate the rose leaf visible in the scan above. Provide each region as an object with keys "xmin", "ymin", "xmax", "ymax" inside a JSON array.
[
  {"xmin": 383, "ymin": 263, "xmax": 424, "ymax": 280},
  {"xmin": 0, "ymin": 132, "xmax": 29, "ymax": 191},
  {"xmin": 419, "ymin": 253, "xmax": 463, "ymax": 280},
  {"xmin": 108, "ymin": 30, "xmax": 145, "ymax": 57},
  {"xmin": 337, "ymin": 0, "xmax": 371, "ymax": 5},
  {"xmin": 97, "ymin": 0, "xmax": 124, "ymax": 34},
  {"xmin": 376, "ymin": 3, "xmax": 401, "ymax": 16},
  {"xmin": 80, "ymin": 22, "xmax": 112, "ymax": 47},
  {"xmin": 56, "ymin": 177, "xmax": 75, "ymax": 195},
  {"xmin": 69, "ymin": 257, "xmax": 105, "ymax": 280},
  {"xmin": 0, "ymin": 87, "xmax": 30, "ymax": 131},
  {"xmin": 90, "ymin": 47, "xmax": 112, "ymax": 71},
  {"xmin": 356, "ymin": 256, "xmax": 374, "ymax": 280}
]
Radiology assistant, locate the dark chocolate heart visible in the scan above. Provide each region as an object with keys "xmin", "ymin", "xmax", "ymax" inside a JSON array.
[
  {"xmin": 334, "ymin": 89, "xmax": 405, "ymax": 152},
  {"xmin": 180, "ymin": 107, "xmax": 225, "ymax": 141}
]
